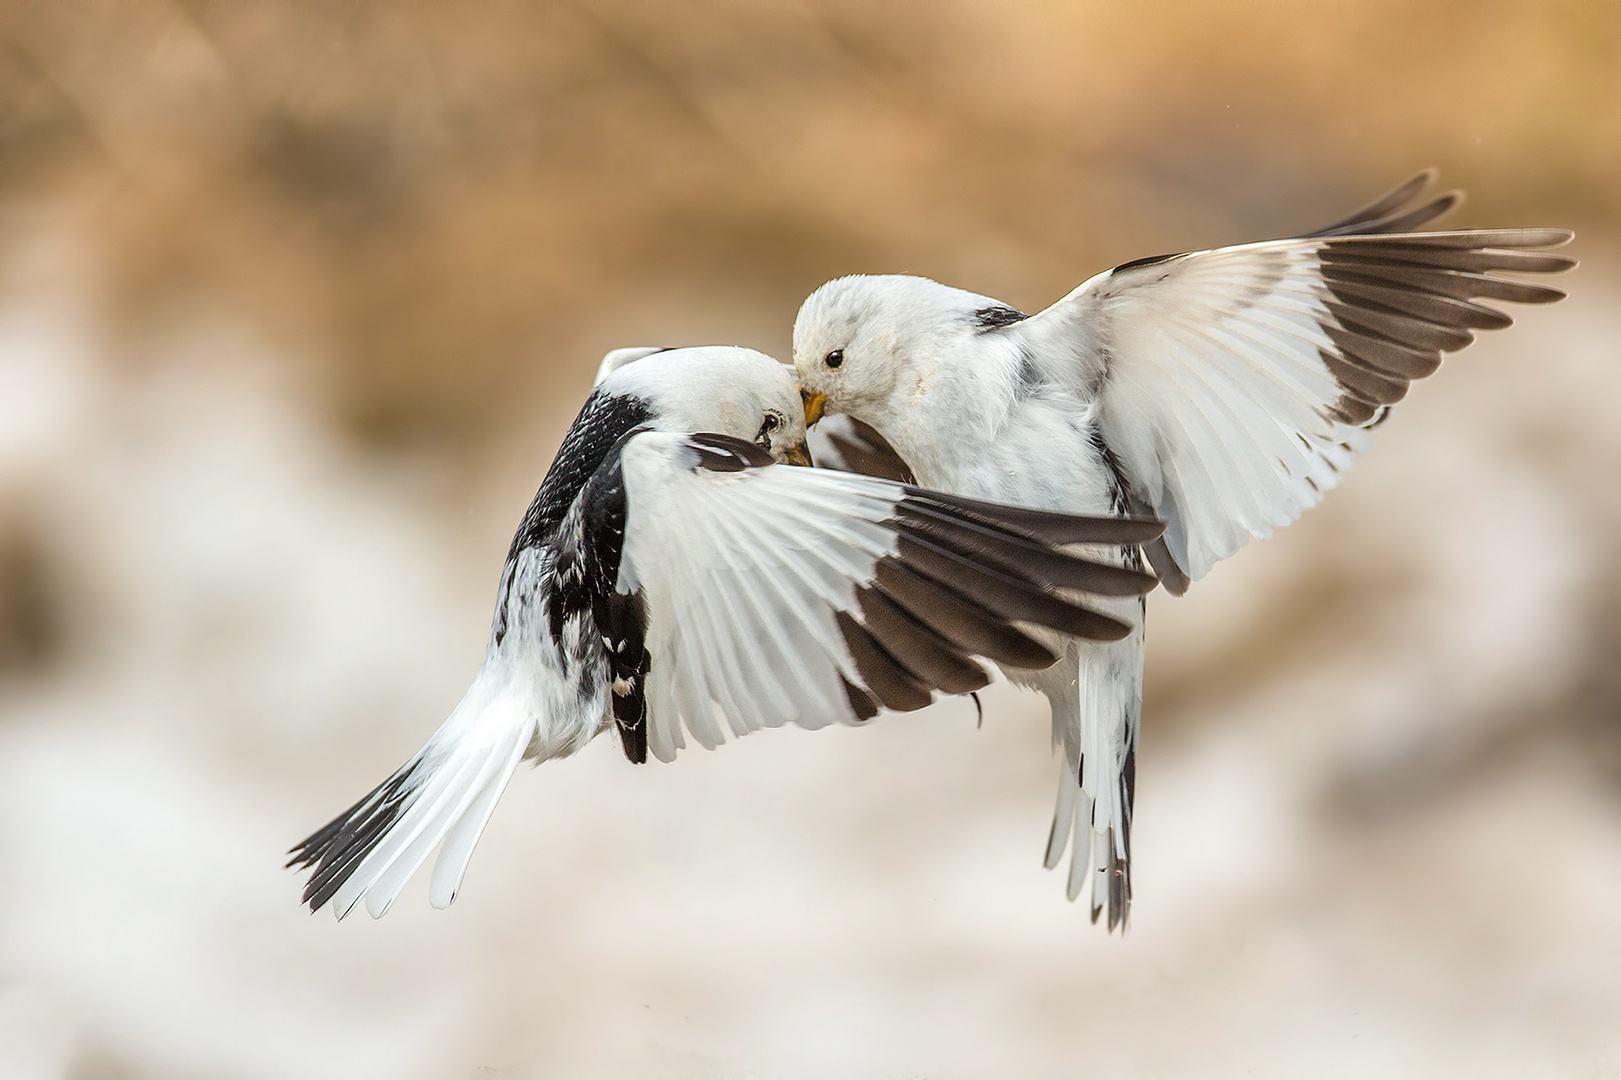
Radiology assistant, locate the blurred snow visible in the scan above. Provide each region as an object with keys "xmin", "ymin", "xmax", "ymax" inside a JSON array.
[{"xmin": 1, "ymin": 221, "xmax": 1619, "ymax": 1079}]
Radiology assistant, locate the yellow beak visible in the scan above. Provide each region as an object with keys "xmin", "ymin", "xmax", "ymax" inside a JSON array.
[
  {"xmin": 801, "ymin": 388, "xmax": 827, "ymax": 427},
  {"xmin": 784, "ymin": 441, "xmax": 813, "ymax": 467}
]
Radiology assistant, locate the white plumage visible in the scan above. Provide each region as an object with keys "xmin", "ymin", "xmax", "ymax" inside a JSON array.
[
  {"xmin": 290, "ymin": 345, "xmax": 1162, "ymax": 917},
  {"xmin": 792, "ymin": 170, "xmax": 1574, "ymax": 927}
]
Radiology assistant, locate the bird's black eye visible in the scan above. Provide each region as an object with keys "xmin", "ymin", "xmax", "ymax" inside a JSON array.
[
  {"xmin": 760, "ymin": 414, "xmax": 780, "ymax": 432},
  {"xmin": 824, "ymin": 349, "xmax": 844, "ymax": 369}
]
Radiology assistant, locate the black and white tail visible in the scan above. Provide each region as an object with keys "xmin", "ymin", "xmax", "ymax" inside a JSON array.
[
  {"xmin": 1043, "ymin": 635, "xmax": 1143, "ymax": 931},
  {"xmin": 288, "ymin": 681, "xmax": 533, "ymax": 919}
]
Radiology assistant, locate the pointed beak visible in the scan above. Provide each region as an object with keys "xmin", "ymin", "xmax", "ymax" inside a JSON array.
[
  {"xmin": 801, "ymin": 388, "xmax": 827, "ymax": 427},
  {"xmin": 784, "ymin": 440, "xmax": 813, "ymax": 467}
]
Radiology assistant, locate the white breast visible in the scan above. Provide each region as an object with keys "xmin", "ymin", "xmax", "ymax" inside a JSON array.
[{"xmin": 912, "ymin": 392, "xmax": 1119, "ymax": 518}]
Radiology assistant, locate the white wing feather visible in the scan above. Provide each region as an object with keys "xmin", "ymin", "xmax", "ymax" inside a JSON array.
[
  {"xmin": 616, "ymin": 435, "xmax": 913, "ymax": 760},
  {"xmin": 294, "ymin": 430, "xmax": 1160, "ymax": 919},
  {"xmin": 1021, "ymin": 242, "xmax": 1367, "ymax": 582},
  {"xmin": 1018, "ymin": 227, "xmax": 1570, "ymax": 586}
]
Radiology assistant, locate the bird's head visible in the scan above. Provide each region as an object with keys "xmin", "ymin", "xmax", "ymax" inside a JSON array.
[
  {"xmin": 597, "ymin": 345, "xmax": 810, "ymax": 464},
  {"xmin": 793, "ymin": 274, "xmax": 1008, "ymax": 436}
]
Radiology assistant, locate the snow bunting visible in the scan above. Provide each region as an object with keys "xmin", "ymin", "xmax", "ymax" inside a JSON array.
[
  {"xmin": 290, "ymin": 345, "xmax": 1162, "ymax": 918},
  {"xmin": 792, "ymin": 170, "xmax": 1574, "ymax": 928}
]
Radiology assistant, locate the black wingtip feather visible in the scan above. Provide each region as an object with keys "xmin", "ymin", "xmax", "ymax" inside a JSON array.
[
  {"xmin": 1307, "ymin": 223, "xmax": 1574, "ymax": 435},
  {"xmin": 1142, "ymin": 538, "xmax": 1191, "ymax": 597},
  {"xmin": 1302, "ymin": 169, "xmax": 1452, "ymax": 238},
  {"xmin": 835, "ymin": 610, "xmax": 936, "ymax": 712},
  {"xmin": 851, "ymin": 586, "xmax": 993, "ymax": 696},
  {"xmin": 892, "ymin": 534, "xmax": 1135, "ymax": 643},
  {"xmin": 841, "ymin": 676, "xmax": 880, "ymax": 721},
  {"xmin": 894, "ymin": 500, "xmax": 1160, "ymax": 597},
  {"xmin": 901, "ymin": 488, "xmax": 1165, "ymax": 547},
  {"xmin": 820, "ymin": 417, "xmax": 918, "ymax": 485},
  {"xmin": 870, "ymin": 559, "xmax": 1061, "ymax": 671}
]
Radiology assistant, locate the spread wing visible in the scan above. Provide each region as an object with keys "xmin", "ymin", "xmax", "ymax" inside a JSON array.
[
  {"xmin": 611, "ymin": 431, "xmax": 1163, "ymax": 762},
  {"xmin": 1013, "ymin": 170, "xmax": 1574, "ymax": 591}
]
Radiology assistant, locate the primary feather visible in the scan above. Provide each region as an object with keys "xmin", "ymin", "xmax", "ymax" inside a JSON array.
[
  {"xmin": 289, "ymin": 346, "xmax": 1163, "ymax": 917},
  {"xmin": 792, "ymin": 170, "xmax": 1574, "ymax": 928}
]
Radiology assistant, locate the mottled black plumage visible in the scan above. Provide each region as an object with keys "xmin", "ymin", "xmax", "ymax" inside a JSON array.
[
  {"xmin": 534, "ymin": 428, "xmax": 654, "ymax": 762},
  {"xmin": 504, "ymin": 389, "xmax": 652, "ymax": 649},
  {"xmin": 601, "ymin": 591, "xmax": 650, "ymax": 763},
  {"xmin": 292, "ymin": 380, "xmax": 667, "ymax": 913},
  {"xmin": 1087, "ymin": 426, "xmax": 1133, "ymax": 520},
  {"xmin": 286, "ymin": 344, "xmax": 1172, "ymax": 920},
  {"xmin": 577, "ymin": 440, "xmax": 650, "ymax": 763},
  {"xmin": 543, "ymin": 431, "xmax": 777, "ymax": 764},
  {"xmin": 508, "ymin": 388, "xmax": 653, "ymax": 558}
]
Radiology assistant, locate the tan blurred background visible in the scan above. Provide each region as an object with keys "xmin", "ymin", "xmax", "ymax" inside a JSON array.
[{"xmin": 0, "ymin": 2, "xmax": 1618, "ymax": 1078}]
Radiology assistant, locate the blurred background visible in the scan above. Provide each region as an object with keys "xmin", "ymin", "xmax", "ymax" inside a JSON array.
[{"xmin": 0, "ymin": 2, "xmax": 1617, "ymax": 1077}]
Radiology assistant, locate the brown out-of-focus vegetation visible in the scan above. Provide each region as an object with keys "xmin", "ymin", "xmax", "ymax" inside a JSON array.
[
  {"xmin": 3, "ymin": 0, "xmax": 1617, "ymax": 449},
  {"xmin": 0, "ymin": 3, "xmax": 1618, "ymax": 1079}
]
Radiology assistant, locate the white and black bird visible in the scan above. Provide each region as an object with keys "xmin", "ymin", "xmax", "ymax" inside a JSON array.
[
  {"xmin": 290, "ymin": 344, "xmax": 1163, "ymax": 918},
  {"xmin": 792, "ymin": 170, "xmax": 1575, "ymax": 928}
]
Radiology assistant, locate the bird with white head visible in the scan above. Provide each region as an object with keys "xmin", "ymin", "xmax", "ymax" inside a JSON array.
[
  {"xmin": 289, "ymin": 344, "xmax": 1163, "ymax": 918},
  {"xmin": 793, "ymin": 170, "xmax": 1575, "ymax": 928}
]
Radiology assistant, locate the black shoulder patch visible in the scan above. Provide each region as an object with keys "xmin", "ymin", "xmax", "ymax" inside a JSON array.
[
  {"xmin": 508, "ymin": 388, "xmax": 653, "ymax": 558},
  {"xmin": 972, "ymin": 305, "xmax": 1028, "ymax": 331},
  {"xmin": 687, "ymin": 432, "xmax": 773, "ymax": 471},
  {"xmin": 1112, "ymin": 252, "xmax": 1184, "ymax": 274}
]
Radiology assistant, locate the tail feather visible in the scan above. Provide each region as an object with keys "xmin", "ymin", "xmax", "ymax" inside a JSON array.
[
  {"xmin": 289, "ymin": 760, "xmax": 424, "ymax": 912},
  {"xmin": 288, "ymin": 692, "xmax": 534, "ymax": 919},
  {"xmin": 1044, "ymin": 757, "xmax": 1078, "ymax": 870},
  {"xmin": 347, "ymin": 748, "xmax": 493, "ymax": 919},
  {"xmin": 429, "ymin": 738, "xmax": 527, "ymax": 908},
  {"xmin": 1065, "ymin": 781, "xmax": 1092, "ymax": 902},
  {"xmin": 1049, "ymin": 763, "xmax": 1134, "ymax": 929},
  {"xmin": 1044, "ymin": 632, "xmax": 1142, "ymax": 931},
  {"xmin": 1090, "ymin": 838, "xmax": 1108, "ymax": 924}
]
